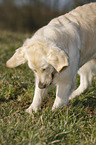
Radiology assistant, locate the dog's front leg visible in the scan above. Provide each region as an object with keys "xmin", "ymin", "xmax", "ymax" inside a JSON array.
[
  {"xmin": 26, "ymin": 80, "xmax": 48, "ymax": 114},
  {"xmin": 52, "ymin": 83, "xmax": 72, "ymax": 110}
]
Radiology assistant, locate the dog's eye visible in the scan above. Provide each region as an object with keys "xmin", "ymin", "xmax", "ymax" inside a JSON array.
[
  {"xmin": 42, "ymin": 68, "xmax": 46, "ymax": 71},
  {"xmin": 34, "ymin": 69, "xmax": 37, "ymax": 72}
]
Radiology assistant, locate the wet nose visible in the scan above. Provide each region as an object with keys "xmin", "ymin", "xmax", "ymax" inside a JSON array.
[{"xmin": 38, "ymin": 82, "xmax": 47, "ymax": 89}]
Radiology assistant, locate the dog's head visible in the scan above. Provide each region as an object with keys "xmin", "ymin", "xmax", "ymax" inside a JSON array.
[{"xmin": 6, "ymin": 38, "xmax": 69, "ymax": 89}]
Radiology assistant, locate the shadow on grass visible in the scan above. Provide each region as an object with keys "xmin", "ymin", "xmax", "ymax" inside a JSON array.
[
  {"xmin": 0, "ymin": 83, "xmax": 28, "ymax": 103},
  {"xmin": 72, "ymin": 95, "xmax": 96, "ymax": 116}
]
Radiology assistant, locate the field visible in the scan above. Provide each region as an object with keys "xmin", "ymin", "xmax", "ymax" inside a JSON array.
[{"xmin": 0, "ymin": 31, "xmax": 96, "ymax": 145}]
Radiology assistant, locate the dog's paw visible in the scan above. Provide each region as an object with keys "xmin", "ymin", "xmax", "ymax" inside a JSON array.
[
  {"xmin": 52, "ymin": 102, "xmax": 61, "ymax": 111},
  {"xmin": 25, "ymin": 108, "xmax": 33, "ymax": 115},
  {"xmin": 69, "ymin": 95, "xmax": 73, "ymax": 100},
  {"xmin": 69, "ymin": 91, "xmax": 78, "ymax": 100},
  {"xmin": 25, "ymin": 105, "xmax": 39, "ymax": 114}
]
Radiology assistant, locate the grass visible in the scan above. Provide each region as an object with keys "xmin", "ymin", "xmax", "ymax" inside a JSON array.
[{"xmin": 0, "ymin": 30, "xmax": 96, "ymax": 145}]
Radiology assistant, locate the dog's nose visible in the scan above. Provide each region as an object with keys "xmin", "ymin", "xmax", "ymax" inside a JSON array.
[{"xmin": 38, "ymin": 82, "xmax": 47, "ymax": 89}]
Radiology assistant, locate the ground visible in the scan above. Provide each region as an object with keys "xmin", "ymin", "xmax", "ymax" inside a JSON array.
[{"xmin": 0, "ymin": 31, "xmax": 96, "ymax": 144}]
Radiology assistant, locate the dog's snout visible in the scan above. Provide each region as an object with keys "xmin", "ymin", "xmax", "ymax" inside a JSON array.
[{"xmin": 38, "ymin": 82, "xmax": 47, "ymax": 89}]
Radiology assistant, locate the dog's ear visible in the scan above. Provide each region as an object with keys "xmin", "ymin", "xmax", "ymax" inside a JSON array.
[
  {"xmin": 47, "ymin": 47, "xmax": 69, "ymax": 72},
  {"xmin": 6, "ymin": 47, "xmax": 27, "ymax": 68}
]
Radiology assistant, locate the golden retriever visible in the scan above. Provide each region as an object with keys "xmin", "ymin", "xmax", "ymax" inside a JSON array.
[{"xmin": 6, "ymin": 3, "xmax": 96, "ymax": 113}]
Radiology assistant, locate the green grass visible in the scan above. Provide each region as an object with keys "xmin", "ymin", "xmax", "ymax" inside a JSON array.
[{"xmin": 0, "ymin": 31, "xmax": 96, "ymax": 145}]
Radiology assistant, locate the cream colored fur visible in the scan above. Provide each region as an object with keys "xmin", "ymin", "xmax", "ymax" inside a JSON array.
[
  {"xmin": 69, "ymin": 59, "xmax": 96, "ymax": 100},
  {"xmin": 6, "ymin": 3, "xmax": 96, "ymax": 113}
]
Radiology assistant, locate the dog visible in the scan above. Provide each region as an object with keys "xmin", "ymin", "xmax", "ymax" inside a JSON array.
[{"xmin": 6, "ymin": 3, "xmax": 96, "ymax": 114}]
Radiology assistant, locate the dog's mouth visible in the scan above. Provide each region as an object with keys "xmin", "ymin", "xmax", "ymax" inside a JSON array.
[
  {"xmin": 38, "ymin": 71, "xmax": 55, "ymax": 89},
  {"xmin": 38, "ymin": 82, "xmax": 48, "ymax": 89}
]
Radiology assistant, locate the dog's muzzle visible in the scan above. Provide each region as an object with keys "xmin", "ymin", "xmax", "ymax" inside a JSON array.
[
  {"xmin": 38, "ymin": 71, "xmax": 55, "ymax": 89},
  {"xmin": 38, "ymin": 82, "xmax": 47, "ymax": 89}
]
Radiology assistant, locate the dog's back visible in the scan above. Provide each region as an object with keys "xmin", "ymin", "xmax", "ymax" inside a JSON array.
[{"xmin": 49, "ymin": 3, "xmax": 96, "ymax": 66}]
